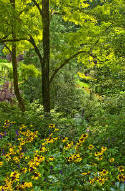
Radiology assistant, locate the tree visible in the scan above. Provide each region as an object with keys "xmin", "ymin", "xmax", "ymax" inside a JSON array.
[
  {"xmin": 0, "ymin": 0, "xmax": 124, "ymax": 113},
  {"xmin": 10, "ymin": 0, "xmax": 25, "ymax": 112},
  {"xmin": 0, "ymin": 0, "xmax": 40, "ymax": 112}
]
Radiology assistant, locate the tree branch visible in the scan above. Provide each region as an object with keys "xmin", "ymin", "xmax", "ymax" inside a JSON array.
[
  {"xmin": 0, "ymin": 35, "xmax": 43, "ymax": 64},
  {"xmin": 18, "ymin": 2, "xmax": 35, "ymax": 16},
  {"xmin": 0, "ymin": 38, "xmax": 28, "ymax": 43},
  {"xmin": 50, "ymin": 9, "xmax": 65, "ymax": 21},
  {"xmin": 49, "ymin": 24, "xmax": 113, "ymax": 84},
  {"xmin": 32, "ymin": 0, "xmax": 42, "ymax": 15},
  {"xmin": 28, "ymin": 35, "xmax": 43, "ymax": 63},
  {"xmin": 0, "ymin": 35, "xmax": 10, "ymax": 42},
  {"xmin": 4, "ymin": 43, "xmax": 12, "ymax": 55},
  {"xmin": 49, "ymin": 50, "xmax": 87, "ymax": 84}
]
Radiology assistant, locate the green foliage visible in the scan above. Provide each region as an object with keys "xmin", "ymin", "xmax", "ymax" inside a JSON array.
[
  {"xmin": 19, "ymin": 62, "xmax": 41, "ymax": 80},
  {"xmin": 51, "ymin": 78, "xmax": 85, "ymax": 115},
  {"xmin": 0, "ymin": 59, "xmax": 8, "ymax": 63},
  {"xmin": 0, "ymin": 62, "xmax": 12, "ymax": 71},
  {"xmin": 80, "ymin": 92, "xmax": 125, "ymax": 165},
  {"xmin": 0, "ymin": 100, "xmax": 81, "ymax": 140},
  {"xmin": 93, "ymin": 63, "xmax": 125, "ymax": 95},
  {"xmin": 23, "ymin": 48, "xmax": 41, "ymax": 68},
  {"xmin": 17, "ymin": 62, "xmax": 41, "ymax": 102},
  {"xmin": 0, "ymin": 62, "xmax": 13, "ymax": 85},
  {"xmin": 20, "ymin": 76, "xmax": 42, "ymax": 102},
  {"xmin": 0, "ymin": 44, "xmax": 4, "ymax": 57},
  {"xmin": 0, "ymin": 119, "xmax": 125, "ymax": 190}
]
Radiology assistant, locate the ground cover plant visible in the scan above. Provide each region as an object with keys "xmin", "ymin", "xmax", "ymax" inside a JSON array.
[{"xmin": 0, "ymin": 120, "xmax": 125, "ymax": 191}]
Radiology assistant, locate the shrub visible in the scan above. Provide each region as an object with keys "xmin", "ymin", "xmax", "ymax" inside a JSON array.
[{"xmin": 0, "ymin": 81, "xmax": 15, "ymax": 103}]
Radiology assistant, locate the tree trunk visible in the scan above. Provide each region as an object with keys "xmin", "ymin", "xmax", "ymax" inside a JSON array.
[
  {"xmin": 10, "ymin": 0, "xmax": 25, "ymax": 112},
  {"xmin": 42, "ymin": 0, "xmax": 50, "ymax": 113}
]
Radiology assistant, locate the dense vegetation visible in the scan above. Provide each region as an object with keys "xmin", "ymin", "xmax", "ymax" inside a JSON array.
[{"xmin": 0, "ymin": 0, "xmax": 125, "ymax": 190}]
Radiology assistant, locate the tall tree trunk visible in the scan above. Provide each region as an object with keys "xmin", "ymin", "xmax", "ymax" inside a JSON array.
[
  {"xmin": 42, "ymin": 0, "xmax": 50, "ymax": 113},
  {"xmin": 10, "ymin": 0, "xmax": 25, "ymax": 112}
]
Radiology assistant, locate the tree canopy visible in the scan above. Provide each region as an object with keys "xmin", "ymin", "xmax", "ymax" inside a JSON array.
[{"xmin": 0, "ymin": 0, "xmax": 124, "ymax": 112}]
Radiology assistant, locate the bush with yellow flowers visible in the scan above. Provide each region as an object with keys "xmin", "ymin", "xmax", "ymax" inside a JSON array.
[{"xmin": 0, "ymin": 120, "xmax": 125, "ymax": 191}]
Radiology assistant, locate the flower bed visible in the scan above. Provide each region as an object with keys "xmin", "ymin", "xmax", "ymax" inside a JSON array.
[{"xmin": 0, "ymin": 120, "xmax": 125, "ymax": 190}]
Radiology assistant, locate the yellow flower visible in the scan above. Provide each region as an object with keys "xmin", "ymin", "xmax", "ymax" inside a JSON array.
[
  {"xmin": 34, "ymin": 155, "xmax": 45, "ymax": 163},
  {"xmin": 118, "ymin": 166, "xmax": 124, "ymax": 172},
  {"xmin": 100, "ymin": 169, "xmax": 108, "ymax": 176},
  {"xmin": 74, "ymin": 157, "xmax": 82, "ymax": 162},
  {"xmin": 121, "ymin": 175, "xmax": 125, "ymax": 182},
  {"xmin": 34, "ymin": 150, "xmax": 39, "ymax": 154},
  {"xmin": 94, "ymin": 151, "xmax": 103, "ymax": 157},
  {"xmin": 24, "ymin": 182, "xmax": 33, "ymax": 188},
  {"xmin": 101, "ymin": 146, "xmax": 107, "ymax": 152},
  {"xmin": 53, "ymin": 137, "xmax": 58, "ymax": 141},
  {"xmin": 67, "ymin": 153, "xmax": 81, "ymax": 162},
  {"xmin": 89, "ymin": 178, "xmax": 95, "ymax": 184},
  {"xmin": 3, "ymin": 178, "xmax": 13, "ymax": 191},
  {"xmin": 74, "ymin": 146, "xmax": 78, "ymax": 150},
  {"xmin": 19, "ymin": 152, "xmax": 24, "ymax": 159},
  {"xmin": 80, "ymin": 133, "xmax": 88, "ymax": 139},
  {"xmin": 9, "ymin": 147, "xmax": 15, "ymax": 155},
  {"xmin": 88, "ymin": 144, "xmax": 94, "ymax": 150},
  {"xmin": 10, "ymin": 171, "xmax": 20, "ymax": 182},
  {"xmin": 25, "ymin": 156, "xmax": 29, "ymax": 160},
  {"xmin": 76, "ymin": 142, "xmax": 82, "ymax": 147},
  {"xmin": 42, "ymin": 142, "xmax": 46, "ymax": 146},
  {"xmin": 81, "ymin": 172, "xmax": 88, "ymax": 175},
  {"xmin": 94, "ymin": 152, "xmax": 98, "ymax": 157},
  {"xmin": 71, "ymin": 153, "xmax": 82, "ymax": 163},
  {"xmin": 29, "ymin": 166, "xmax": 36, "ymax": 172},
  {"xmin": 49, "ymin": 133, "xmax": 53, "ymax": 137},
  {"xmin": 20, "ymin": 124, "xmax": 26, "ymax": 130},
  {"xmin": 13, "ymin": 156, "xmax": 20, "ymax": 163},
  {"xmin": 48, "ymin": 156, "xmax": 54, "ymax": 161},
  {"xmin": 67, "ymin": 156, "xmax": 72, "ymax": 162},
  {"xmin": 62, "ymin": 137, "xmax": 68, "ymax": 143},
  {"xmin": 40, "ymin": 147, "xmax": 46, "ymax": 152},
  {"xmin": 28, "ymin": 160, "xmax": 35, "ymax": 168},
  {"xmin": 16, "ymin": 149, "xmax": 20, "ymax": 154},
  {"xmin": 49, "ymin": 124, "xmax": 55, "ymax": 128},
  {"xmin": 109, "ymin": 158, "xmax": 114, "ymax": 162},
  {"xmin": 18, "ymin": 137, "xmax": 23, "ymax": 141},
  {"xmin": 117, "ymin": 174, "xmax": 124, "ymax": 181},
  {"xmin": 96, "ymin": 177, "xmax": 105, "ymax": 185},
  {"xmin": 73, "ymin": 153, "xmax": 80, "ymax": 158},
  {"xmin": 46, "ymin": 137, "xmax": 54, "ymax": 143},
  {"xmin": 96, "ymin": 156, "xmax": 103, "ymax": 161},
  {"xmin": 54, "ymin": 128, "xmax": 59, "ymax": 131},
  {"xmin": 20, "ymin": 168, "xmax": 27, "ymax": 173},
  {"xmin": 0, "ymin": 161, "xmax": 3, "ymax": 166},
  {"xmin": 64, "ymin": 141, "xmax": 74, "ymax": 150},
  {"xmin": 5, "ymin": 153, "xmax": 11, "ymax": 161},
  {"xmin": 32, "ymin": 172, "xmax": 41, "ymax": 180},
  {"xmin": 79, "ymin": 137, "xmax": 85, "ymax": 143},
  {"xmin": 98, "ymin": 151, "xmax": 103, "ymax": 155}
]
